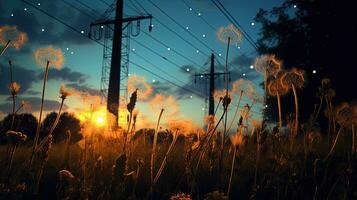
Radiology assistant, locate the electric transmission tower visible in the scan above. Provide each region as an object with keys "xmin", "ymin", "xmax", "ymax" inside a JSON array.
[{"xmin": 89, "ymin": 0, "xmax": 152, "ymax": 128}]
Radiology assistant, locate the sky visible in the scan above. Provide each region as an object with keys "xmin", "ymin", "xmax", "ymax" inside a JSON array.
[{"xmin": 0, "ymin": 0, "xmax": 285, "ymax": 128}]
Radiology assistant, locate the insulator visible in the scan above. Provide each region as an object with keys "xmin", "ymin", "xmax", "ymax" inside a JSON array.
[
  {"xmin": 131, "ymin": 21, "xmax": 140, "ymax": 37},
  {"xmin": 149, "ymin": 18, "xmax": 153, "ymax": 32}
]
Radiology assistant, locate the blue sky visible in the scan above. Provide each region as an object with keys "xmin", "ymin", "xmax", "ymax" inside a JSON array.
[{"xmin": 0, "ymin": 0, "xmax": 285, "ymax": 127}]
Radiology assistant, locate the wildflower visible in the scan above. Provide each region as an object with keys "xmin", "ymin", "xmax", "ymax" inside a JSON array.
[
  {"xmin": 170, "ymin": 193, "xmax": 192, "ymax": 200},
  {"xmin": 217, "ymin": 24, "xmax": 243, "ymax": 44},
  {"xmin": 34, "ymin": 45, "xmax": 64, "ymax": 69},
  {"xmin": 8, "ymin": 82, "xmax": 20, "ymax": 96}
]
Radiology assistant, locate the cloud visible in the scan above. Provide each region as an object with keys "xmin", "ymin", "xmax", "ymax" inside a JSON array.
[
  {"xmin": 38, "ymin": 67, "xmax": 88, "ymax": 84},
  {"xmin": 0, "ymin": 97, "xmax": 67, "ymax": 113},
  {"xmin": 0, "ymin": 0, "xmax": 96, "ymax": 49},
  {"xmin": 66, "ymin": 83, "xmax": 101, "ymax": 97},
  {"xmin": 0, "ymin": 63, "xmax": 38, "ymax": 95}
]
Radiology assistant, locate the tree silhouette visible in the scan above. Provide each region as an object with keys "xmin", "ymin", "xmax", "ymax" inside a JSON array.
[
  {"xmin": 0, "ymin": 113, "xmax": 37, "ymax": 143},
  {"xmin": 255, "ymin": 0, "xmax": 357, "ymax": 124},
  {"xmin": 41, "ymin": 112, "xmax": 82, "ymax": 143}
]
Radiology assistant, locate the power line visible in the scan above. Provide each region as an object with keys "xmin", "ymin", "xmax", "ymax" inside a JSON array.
[
  {"xmin": 98, "ymin": 0, "xmax": 110, "ymax": 6},
  {"xmin": 59, "ymin": 0, "xmax": 96, "ymax": 20},
  {"xmin": 131, "ymin": 50, "xmax": 189, "ymax": 85},
  {"xmin": 17, "ymin": 0, "xmax": 207, "ymax": 100},
  {"xmin": 147, "ymin": 0, "xmax": 224, "ymax": 61},
  {"xmin": 130, "ymin": 38, "xmax": 183, "ymax": 70},
  {"xmin": 210, "ymin": 0, "xmax": 259, "ymax": 50},
  {"xmin": 132, "ymin": 0, "xmax": 149, "ymax": 14},
  {"xmin": 75, "ymin": 0, "xmax": 101, "ymax": 18},
  {"xmin": 129, "ymin": 60, "xmax": 206, "ymax": 99},
  {"xmin": 180, "ymin": 0, "xmax": 216, "ymax": 32}
]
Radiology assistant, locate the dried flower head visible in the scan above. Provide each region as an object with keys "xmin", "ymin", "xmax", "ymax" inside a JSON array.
[
  {"xmin": 170, "ymin": 193, "xmax": 192, "ymax": 200},
  {"xmin": 280, "ymin": 68, "xmax": 305, "ymax": 89},
  {"xmin": 230, "ymin": 132, "xmax": 244, "ymax": 147},
  {"xmin": 254, "ymin": 54, "xmax": 282, "ymax": 77},
  {"xmin": 9, "ymin": 82, "xmax": 21, "ymax": 96},
  {"xmin": 6, "ymin": 130, "xmax": 27, "ymax": 143},
  {"xmin": 34, "ymin": 45, "xmax": 64, "ymax": 69},
  {"xmin": 217, "ymin": 24, "xmax": 243, "ymax": 44},
  {"xmin": 59, "ymin": 84, "xmax": 72, "ymax": 99},
  {"xmin": 127, "ymin": 89, "xmax": 138, "ymax": 113},
  {"xmin": 0, "ymin": 25, "xmax": 28, "ymax": 49}
]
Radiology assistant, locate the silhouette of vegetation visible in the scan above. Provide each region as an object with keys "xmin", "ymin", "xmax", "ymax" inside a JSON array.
[{"xmin": 255, "ymin": 0, "xmax": 357, "ymax": 124}]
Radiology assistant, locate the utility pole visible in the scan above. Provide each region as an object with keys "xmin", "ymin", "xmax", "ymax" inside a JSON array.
[
  {"xmin": 195, "ymin": 53, "xmax": 230, "ymax": 116},
  {"xmin": 90, "ymin": 0, "xmax": 152, "ymax": 128}
]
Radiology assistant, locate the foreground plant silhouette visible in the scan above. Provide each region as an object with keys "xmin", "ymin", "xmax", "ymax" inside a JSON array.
[{"xmin": 29, "ymin": 46, "xmax": 64, "ymax": 169}]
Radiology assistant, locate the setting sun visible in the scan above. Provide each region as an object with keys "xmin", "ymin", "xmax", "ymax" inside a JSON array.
[{"xmin": 95, "ymin": 115, "xmax": 105, "ymax": 126}]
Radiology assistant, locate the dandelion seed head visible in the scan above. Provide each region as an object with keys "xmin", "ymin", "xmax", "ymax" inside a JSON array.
[
  {"xmin": 34, "ymin": 45, "xmax": 64, "ymax": 69},
  {"xmin": 267, "ymin": 72, "xmax": 289, "ymax": 96},
  {"xmin": 217, "ymin": 24, "xmax": 243, "ymax": 44},
  {"xmin": 254, "ymin": 54, "xmax": 282, "ymax": 77},
  {"xmin": 231, "ymin": 79, "xmax": 256, "ymax": 99},
  {"xmin": 0, "ymin": 25, "xmax": 28, "ymax": 49},
  {"xmin": 281, "ymin": 68, "xmax": 305, "ymax": 89}
]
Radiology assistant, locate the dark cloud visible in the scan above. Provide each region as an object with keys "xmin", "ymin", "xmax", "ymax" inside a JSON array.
[
  {"xmin": 66, "ymin": 83, "xmax": 101, "ymax": 96},
  {"xmin": 38, "ymin": 67, "xmax": 88, "ymax": 84},
  {"xmin": 0, "ymin": 63, "xmax": 38, "ymax": 95},
  {"xmin": 0, "ymin": 97, "xmax": 67, "ymax": 113},
  {"xmin": 0, "ymin": 0, "xmax": 96, "ymax": 48}
]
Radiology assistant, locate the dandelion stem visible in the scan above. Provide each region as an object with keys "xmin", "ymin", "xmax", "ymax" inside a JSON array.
[
  {"xmin": 352, "ymin": 124, "xmax": 355, "ymax": 155},
  {"xmin": 277, "ymin": 93, "xmax": 282, "ymax": 130},
  {"xmin": 292, "ymin": 84, "xmax": 299, "ymax": 137},
  {"xmin": 6, "ymin": 144, "xmax": 18, "ymax": 183},
  {"xmin": 48, "ymin": 97, "xmax": 65, "ymax": 136},
  {"xmin": 227, "ymin": 90, "xmax": 244, "ymax": 133},
  {"xmin": 150, "ymin": 108, "xmax": 164, "ymax": 196},
  {"xmin": 0, "ymin": 40, "xmax": 11, "ymax": 56},
  {"xmin": 153, "ymin": 130, "xmax": 178, "ymax": 185},
  {"xmin": 29, "ymin": 61, "xmax": 50, "ymax": 169},
  {"xmin": 227, "ymin": 145, "xmax": 237, "ymax": 198},
  {"xmin": 324, "ymin": 126, "xmax": 343, "ymax": 161}
]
